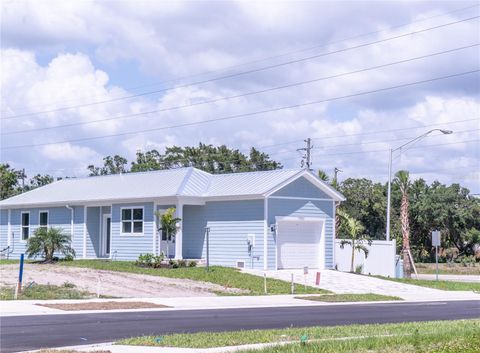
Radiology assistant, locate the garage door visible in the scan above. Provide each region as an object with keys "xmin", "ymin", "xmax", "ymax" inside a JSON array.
[{"xmin": 277, "ymin": 220, "xmax": 322, "ymax": 269}]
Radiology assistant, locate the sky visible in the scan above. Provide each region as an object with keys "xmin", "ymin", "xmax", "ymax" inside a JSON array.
[{"xmin": 1, "ymin": 0, "xmax": 479, "ymax": 192}]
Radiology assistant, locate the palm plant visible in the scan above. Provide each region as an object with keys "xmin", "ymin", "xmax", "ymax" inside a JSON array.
[
  {"xmin": 26, "ymin": 227, "xmax": 75, "ymax": 262},
  {"xmin": 338, "ymin": 210, "xmax": 371, "ymax": 273},
  {"xmin": 156, "ymin": 207, "xmax": 181, "ymax": 258},
  {"xmin": 317, "ymin": 169, "xmax": 330, "ymax": 182},
  {"xmin": 394, "ymin": 170, "xmax": 412, "ymax": 278}
]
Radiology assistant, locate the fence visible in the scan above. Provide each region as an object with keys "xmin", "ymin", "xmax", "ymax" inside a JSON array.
[{"xmin": 335, "ymin": 239, "xmax": 398, "ymax": 277}]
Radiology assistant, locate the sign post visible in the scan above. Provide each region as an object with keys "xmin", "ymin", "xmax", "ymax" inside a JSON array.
[
  {"xmin": 432, "ymin": 230, "xmax": 441, "ymax": 281},
  {"xmin": 303, "ymin": 266, "xmax": 308, "ymax": 290},
  {"xmin": 15, "ymin": 254, "xmax": 24, "ymax": 299}
]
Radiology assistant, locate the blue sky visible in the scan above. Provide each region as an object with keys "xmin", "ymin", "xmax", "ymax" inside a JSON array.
[{"xmin": 1, "ymin": 0, "xmax": 479, "ymax": 192}]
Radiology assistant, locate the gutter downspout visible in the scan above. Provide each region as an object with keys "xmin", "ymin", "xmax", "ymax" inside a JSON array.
[{"xmin": 263, "ymin": 197, "xmax": 268, "ymax": 271}]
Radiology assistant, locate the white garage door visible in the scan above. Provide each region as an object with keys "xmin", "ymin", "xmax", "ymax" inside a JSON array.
[{"xmin": 277, "ymin": 220, "xmax": 322, "ymax": 269}]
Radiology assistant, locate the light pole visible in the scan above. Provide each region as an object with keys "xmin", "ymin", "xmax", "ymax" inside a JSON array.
[{"xmin": 385, "ymin": 129, "xmax": 452, "ymax": 241}]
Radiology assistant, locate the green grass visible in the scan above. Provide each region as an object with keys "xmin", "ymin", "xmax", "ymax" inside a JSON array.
[
  {"xmin": 295, "ymin": 293, "xmax": 401, "ymax": 302},
  {"xmin": 0, "ymin": 283, "xmax": 93, "ymax": 300},
  {"xmin": 0, "ymin": 259, "xmax": 24, "ymax": 265},
  {"xmin": 416, "ymin": 262, "xmax": 480, "ymax": 275},
  {"xmin": 117, "ymin": 319, "xmax": 479, "ymax": 350},
  {"xmin": 59, "ymin": 260, "xmax": 329, "ymax": 295},
  {"xmin": 377, "ymin": 276, "xmax": 480, "ymax": 292}
]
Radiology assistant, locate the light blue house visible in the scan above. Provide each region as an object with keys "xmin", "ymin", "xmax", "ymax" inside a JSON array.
[{"xmin": 0, "ymin": 168, "xmax": 345, "ymax": 270}]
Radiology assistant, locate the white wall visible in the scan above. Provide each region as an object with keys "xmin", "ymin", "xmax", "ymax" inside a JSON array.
[{"xmin": 335, "ymin": 239, "xmax": 397, "ymax": 277}]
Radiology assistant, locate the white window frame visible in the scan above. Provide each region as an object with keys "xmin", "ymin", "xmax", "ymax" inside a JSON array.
[
  {"xmin": 120, "ymin": 206, "xmax": 144, "ymax": 236},
  {"xmin": 21, "ymin": 211, "xmax": 30, "ymax": 242},
  {"xmin": 39, "ymin": 210, "xmax": 49, "ymax": 230}
]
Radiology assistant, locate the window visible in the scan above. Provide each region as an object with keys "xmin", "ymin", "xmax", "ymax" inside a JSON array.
[
  {"xmin": 121, "ymin": 208, "xmax": 143, "ymax": 234},
  {"xmin": 39, "ymin": 211, "xmax": 48, "ymax": 230},
  {"xmin": 21, "ymin": 212, "xmax": 30, "ymax": 240}
]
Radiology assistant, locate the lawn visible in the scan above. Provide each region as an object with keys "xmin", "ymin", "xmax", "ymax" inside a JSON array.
[
  {"xmin": 117, "ymin": 319, "xmax": 479, "ymax": 350},
  {"xmin": 0, "ymin": 283, "xmax": 93, "ymax": 300},
  {"xmin": 416, "ymin": 262, "xmax": 480, "ymax": 275},
  {"xmin": 295, "ymin": 293, "xmax": 401, "ymax": 302},
  {"xmin": 377, "ymin": 276, "xmax": 480, "ymax": 292},
  {"xmin": 58, "ymin": 260, "xmax": 329, "ymax": 295}
]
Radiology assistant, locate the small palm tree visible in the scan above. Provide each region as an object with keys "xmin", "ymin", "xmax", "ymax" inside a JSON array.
[
  {"xmin": 26, "ymin": 227, "xmax": 75, "ymax": 262},
  {"xmin": 317, "ymin": 169, "xmax": 330, "ymax": 182},
  {"xmin": 394, "ymin": 170, "xmax": 412, "ymax": 278},
  {"xmin": 155, "ymin": 207, "xmax": 181, "ymax": 258},
  {"xmin": 338, "ymin": 210, "xmax": 371, "ymax": 273}
]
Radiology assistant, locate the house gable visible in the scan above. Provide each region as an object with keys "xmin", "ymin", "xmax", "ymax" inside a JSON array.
[{"xmin": 271, "ymin": 176, "xmax": 332, "ymax": 199}]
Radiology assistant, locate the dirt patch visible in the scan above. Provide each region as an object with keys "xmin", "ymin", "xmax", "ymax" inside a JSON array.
[
  {"xmin": 38, "ymin": 301, "xmax": 170, "ymax": 311},
  {"xmin": 0, "ymin": 264, "xmax": 247, "ymax": 297}
]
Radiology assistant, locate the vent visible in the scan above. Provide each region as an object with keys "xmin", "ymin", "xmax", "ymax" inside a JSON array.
[{"xmin": 236, "ymin": 261, "xmax": 245, "ymax": 269}]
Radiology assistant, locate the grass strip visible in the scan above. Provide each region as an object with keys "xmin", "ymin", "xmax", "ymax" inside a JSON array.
[
  {"xmin": 0, "ymin": 283, "xmax": 93, "ymax": 300},
  {"xmin": 58, "ymin": 260, "xmax": 329, "ymax": 295},
  {"xmin": 376, "ymin": 276, "xmax": 480, "ymax": 292},
  {"xmin": 416, "ymin": 263, "xmax": 480, "ymax": 275},
  {"xmin": 295, "ymin": 293, "xmax": 401, "ymax": 302},
  {"xmin": 117, "ymin": 319, "xmax": 479, "ymax": 349}
]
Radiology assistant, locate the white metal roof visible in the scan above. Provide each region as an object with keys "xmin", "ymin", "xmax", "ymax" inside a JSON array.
[{"xmin": 0, "ymin": 167, "xmax": 344, "ymax": 207}]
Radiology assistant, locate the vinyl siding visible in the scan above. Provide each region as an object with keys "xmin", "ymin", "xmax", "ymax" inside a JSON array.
[
  {"xmin": 268, "ymin": 198, "xmax": 335, "ymax": 269},
  {"xmin": 72, "ymin": 206, "xmax": 84, "ymax": 257},
  {"xmin": 272, "ymin": 176, "xmax": 331, "ymax": 199},
  {"xmin": 193, "ymin": 200, "xmax": 265, "ymax": 269},
  {"xmin": 4, "ymin": 207, "xmax": 75, "ymax": 259},
  {"xmin": 86, "ymin": 207, "xmax": 101, "ymax": 258},
  {"xmin": 0, "ymin": 209, "xmax": 8, "ymax": 252},
  {"xmin": 111, "ymin": 202, "xmax": 154, "ymax": 261}
]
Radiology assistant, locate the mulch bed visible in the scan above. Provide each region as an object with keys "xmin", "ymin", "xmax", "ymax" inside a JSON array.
[{"xmin": 37, "ymin": 301, "xmax": 170, "ymax": 311}]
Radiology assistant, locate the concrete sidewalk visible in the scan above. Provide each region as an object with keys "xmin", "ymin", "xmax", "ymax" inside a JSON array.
[{"xmin": 242, "ymin": 269, "xmax": 480, "ymax": 301}]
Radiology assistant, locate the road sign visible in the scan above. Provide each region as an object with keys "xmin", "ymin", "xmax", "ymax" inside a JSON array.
[{"xmin": 432, "ymin": 230, "xmax": 441, "ymax": 247}]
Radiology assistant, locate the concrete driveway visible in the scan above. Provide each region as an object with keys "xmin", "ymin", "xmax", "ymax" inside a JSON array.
[{"xmin": 243, "ymin": 269, "xmax": 480, "ymax": 301}]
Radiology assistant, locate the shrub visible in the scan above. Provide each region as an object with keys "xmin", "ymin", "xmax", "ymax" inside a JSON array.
[
  {"xmin": 136, "ymin": 253, "xmax": 154, "ymax": 267},
  {"xmin": 26, "ymin": 227, "xmax": 75, "ymax": 262},
  {"xmin": 188, "ymin": 260, "xmax": 197, "ymax": 267}
]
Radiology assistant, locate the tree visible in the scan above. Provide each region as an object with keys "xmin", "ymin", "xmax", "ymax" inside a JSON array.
[
  {"xmin": 27, "ymin": 174, "xmax": 54, "ymax": 190},
  {"xmin": 0, "ymin": 164, "xmax": 24, "ymax": 200},
  {"xmin": 87, "ymin": 155, "xmax": 128, "ymax": 176},
  {"xmin": 317, "ymin": 169, "xmax": 330, "ymax": 182},
  {"xmin": 26, "ymin": 227, "xmax": 75, "ymax": 262},
  {"xmin": 131, "ymin": 150, "xmax": 163, "ymax": 172},
  {"xmin": 338, "ymin": 178, "xmax": 387, "ymax": 239},
  {"xmin": 156, "ymin": 207, "xmax": 181, "ymax": 258},
  {"xmin": 338, "ymin": 210, "xmax": 372, "ymax": 273},
  {"xmin": 394, "ymin": 170, "xmax": 413, "ymax": 278}
]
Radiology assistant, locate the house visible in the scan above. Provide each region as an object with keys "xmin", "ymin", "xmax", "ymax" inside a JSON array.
[{"xmin": 0, "ymin": 168, "xmax": 345, "ymax": 270}]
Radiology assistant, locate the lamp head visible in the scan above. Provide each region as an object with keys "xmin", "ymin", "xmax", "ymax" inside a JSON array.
[{"xmin": 439, "ymin": 129, "xmax": 453, "ymax": 135}]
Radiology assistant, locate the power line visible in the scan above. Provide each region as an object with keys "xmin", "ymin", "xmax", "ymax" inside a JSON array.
[
  {"xmin": 256, "ymin": 118, "xmax": 479, "ymax": 151},
  {"xmin": 4, "ymin": 44, "xmax": 478, "ymax": 136},
  {"xmin": 14, "ymin": 138, "xmax": 478, "ymax": 176},
  {"xmin": 3, "ymin": 15, "xmax": 478, "ymax": 120},
  {"xmin": 2, "ymin": 69, "xmax": 478, "ymax": 150},
  {"xmin": 3, "ymin": 3, "xmax": 478, "ymax": 115}
]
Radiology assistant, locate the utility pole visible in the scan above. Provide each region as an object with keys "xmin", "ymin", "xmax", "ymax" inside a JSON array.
[
  {"xmin": 21, "ymin": 168, "xmax": 25, "ymax": 192},
  {"xmin": 297, "ymin": 138, "xmax": 313, "ymax": 170}
]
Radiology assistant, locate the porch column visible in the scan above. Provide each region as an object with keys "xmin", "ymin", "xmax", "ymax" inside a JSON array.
[{"xmin": 174, "ymin": 201, "xmax": 183, "ymax": 260}]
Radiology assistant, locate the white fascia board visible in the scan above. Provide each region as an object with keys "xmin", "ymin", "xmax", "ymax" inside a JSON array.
[{"xmin": 276, "ymin": 216, "xmax": 326, "ymax": 223}]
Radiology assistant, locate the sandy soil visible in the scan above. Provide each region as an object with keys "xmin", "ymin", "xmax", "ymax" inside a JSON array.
[
  {"xmin": 38, "ymin": 301, "xmax": 169, "ymax": 311},
  {"xmin": 0, "ymin": 264, "xmax": 246, "ymax": 297}
]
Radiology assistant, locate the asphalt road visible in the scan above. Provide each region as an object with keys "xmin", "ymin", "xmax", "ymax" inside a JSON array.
[{"xmin": 2, "ymin": 300, "xmax": 479, "ymax": 353}]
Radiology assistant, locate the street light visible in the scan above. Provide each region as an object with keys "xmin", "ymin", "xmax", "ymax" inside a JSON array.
[{"xmin": 385, "ymin": 129, "xmax": 453, "ymax": 241}]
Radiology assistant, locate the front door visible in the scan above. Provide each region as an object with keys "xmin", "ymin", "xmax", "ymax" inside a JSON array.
[{"xmin": 103, "ymin": 215, "xmax": 111, "ymax": 257}]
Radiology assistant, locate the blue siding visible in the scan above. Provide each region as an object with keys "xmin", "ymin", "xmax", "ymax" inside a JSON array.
[
  {"xmin": 4, "ymin": 207, "xmax": 75, "ymax": 259},
  {"xmin": 272, "ymin": 176, "xmax": 330, "ymax": 199},
  {"xmin": 0, "ymin": 209, "xmax": 8, "ymax": 252},
  {"xmin": 183, "ymin": 205, "xmax": 206, "ymax": 259},
  {"xmin": 194, "ymin": 200, "xmax": 265, "ymax": 269},
  {"xmin": 86, "ymin": 207, "xmax": 101, "ymax": 258},
  {"xmin": 268, "ymin": 198, "xmax": 335, "ymax": 269},
  {"xmin": 111, "ymin": 202, "xmax": 154, "ymax": 260},
  {"xmin": 72, "ymin": 206, "xmax": 84, "ymax": 257}
]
